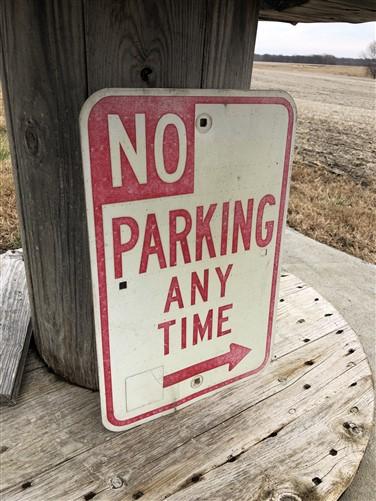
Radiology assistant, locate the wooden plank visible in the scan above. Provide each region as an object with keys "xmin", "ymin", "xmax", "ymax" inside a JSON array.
[
  {"xmin": 3, "ymin": 319, "xmax": 371, "ymax": 500},
  {"xmin": 201, "ymin": 0, "xmax": 259, "ymax": 88},
  {"xmin": 0, "ymin": 249, "xmax": 31, "ymax": 404},
  {"xmin": 0, "ymin": 274, "xmax": 332, "ymax": 487},
  {"xmin": 0, "ymin": 275, "xmax": 373, "ymax": 500},
  {"xmin": 0, "ymin": 367, "xmax": 107, "ymax": 491},
  {"xmin": 84, "ymin": 0, "xmax": 259, "ymax": 92},
  {"xmin": 98, "ymin": 355, "xmax": 372, "ymax": 500},
  {"xmin": 278, "ymin": 272, "xmax": 308, "ymax": 297},
  {"xmin": 164, "ymin": 375, "xmax": 373, "ymax": 501},
  {"xmin": 0, "ymin": 0, "xmax": 97, "ymax": 389},
  {"xmin": 84, "ymin": 0, "xmax": 207, "ymax": 92},
  {"xmin": 273, "ymin": 274, "xmax": 347, "ymax": 359},
  {"xmin": 259, "ymin": 0, "xmax": 376, "ymax": 23}
]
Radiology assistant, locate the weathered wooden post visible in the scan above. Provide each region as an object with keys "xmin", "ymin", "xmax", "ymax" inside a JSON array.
[{"xmin": 0, "ymin": 0, "xmax": 260, "ymax": 389}]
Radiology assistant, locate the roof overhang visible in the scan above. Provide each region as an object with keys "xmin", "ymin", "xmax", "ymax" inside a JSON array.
[{"xmin": 259, "ymin": 0, "xmax": 376, "ymax": 23}]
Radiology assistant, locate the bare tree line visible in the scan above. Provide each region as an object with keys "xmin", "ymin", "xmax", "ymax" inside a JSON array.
[
  {"xmin": 255, "ymin": 53, "xmax": 365, "ymax": 66},
  {"xmin": 255, "ymin": 44, "xmax": 376, "ymax": 78}
]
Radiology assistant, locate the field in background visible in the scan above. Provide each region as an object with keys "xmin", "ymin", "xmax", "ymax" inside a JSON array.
[
  {"xmin": 255, "ymin": 61, "xmax": 369, "ymax": 78},
  {"xmin": 0, "ymin": 63, "xmax": 375, "ymax": 262},
  {"xmin": 253, "ymin": 62, "xmax": 375, "ymax": 263}
]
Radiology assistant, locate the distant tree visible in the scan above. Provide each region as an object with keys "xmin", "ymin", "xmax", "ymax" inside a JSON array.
[
  {"xmin": 254, "ymin": 53, "xmax": 365, "ymax": 67},
  {"xmin": 321, "ymin": 54, "xmax": 337, "ymax": 65},
  {"xmin": 362, "ymin": 41, "xmax": 376, "ymax": 79}
]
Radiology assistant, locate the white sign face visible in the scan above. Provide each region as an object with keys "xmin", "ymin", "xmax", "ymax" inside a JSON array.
[{"xmin": 80, "ymin": 89, "xmax": 296, "ymax": 431}]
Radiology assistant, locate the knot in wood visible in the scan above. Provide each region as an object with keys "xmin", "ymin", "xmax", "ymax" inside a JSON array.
[
  {"xmin": 140, "ymin": 67, "xmax": 153, "ymax": 84},
  {"xmin": 343, "ymin": 421, "xmax": 363, "ymax": 436},
  {"xmin": 23, "ymin": 121, "xmax": 41, "ymax": 157}
]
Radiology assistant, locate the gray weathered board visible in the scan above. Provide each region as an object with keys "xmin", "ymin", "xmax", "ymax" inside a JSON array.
[
  {"xmin": 0, "ymin": 274, "xmax": 373, "ymax": 500},
  {"xmin": 0, "ymin": 249, "xmax": 31, "ymax": 405}
]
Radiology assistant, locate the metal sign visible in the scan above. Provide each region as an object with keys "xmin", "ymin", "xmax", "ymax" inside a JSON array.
[{"xmin": 80, "ymin": 89, "xmax": 296, "ymax": 431}]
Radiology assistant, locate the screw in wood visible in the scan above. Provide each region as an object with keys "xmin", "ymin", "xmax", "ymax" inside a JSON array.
[
  {"xmin": 278, "ymin": 494, "xmax": 302, "ymax": 501},
  {"xmin": 343, "ymin": 421, "xmax": 363, "ymax": 436},
  {"xmin": 111, "ymin": 476, "xmax": 123, "ymax": 489}
]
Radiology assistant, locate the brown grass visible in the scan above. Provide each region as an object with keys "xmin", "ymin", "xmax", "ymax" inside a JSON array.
[
  {"xmin": 254, "ymin": 62, "xmax": 370, "ymax": 78},
  {"xmin": 288, "ymin": 161, "xmax": 376, "ymax": 264},
  {"xmin": 0, "ymin": 118, "xmax": 20, "ymax": 252}
]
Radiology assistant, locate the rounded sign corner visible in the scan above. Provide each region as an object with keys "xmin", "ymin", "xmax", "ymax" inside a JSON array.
[
  {"xmin": 102, "ymin": 415, "xmax": 123, "ymax": 432},
  {"xmin": 79, "ymin": 88, "xmax": 113, "ymax": 127},
  {"xmin": 276, "ymin": 90, "xmax": 297, "ymax": 120}
]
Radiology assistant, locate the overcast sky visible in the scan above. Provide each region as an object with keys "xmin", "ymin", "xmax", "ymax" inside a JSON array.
[{"xmin": 255, "ymin": 21, "xmax": 375, "ymax": 58}]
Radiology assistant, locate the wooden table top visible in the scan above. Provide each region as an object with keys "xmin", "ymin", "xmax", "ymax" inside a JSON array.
[{"xmin": 0, "ymin": 273, "xmax": 373, "ymax": 500}]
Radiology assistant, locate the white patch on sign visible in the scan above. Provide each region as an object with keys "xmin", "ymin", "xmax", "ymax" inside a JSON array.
[
  {"xmin": 108, "ymin": 113, "xmax": 147, "ymax": 187},
  {"xmin": 125, "ymin": 367, "xmax": 164, "ymax": 411},
  {"xmin": 154, "ymin": 113, "xmax": 187, "ymax": 183}
]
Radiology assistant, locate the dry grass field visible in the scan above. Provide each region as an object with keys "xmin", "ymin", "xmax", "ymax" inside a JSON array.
[
  {"xmin": 253, "ymin": 62, "xmax": 376, "ymax": 263},
  {"xmin": 255, "ymin": 61, "xmax": 370, "ymax": 78},
  {"xmin": 0, "ymin": 99, "xmax": 20, "ymax": 251},
  {"xmin": 0, "ymin": 63, "xmax": 375, "ymax": 263}
]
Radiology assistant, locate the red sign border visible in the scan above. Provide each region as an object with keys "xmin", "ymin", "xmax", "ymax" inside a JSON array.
[{"xmin": 82, "ymin": 92, "xmax": 295, "ymax": 429}]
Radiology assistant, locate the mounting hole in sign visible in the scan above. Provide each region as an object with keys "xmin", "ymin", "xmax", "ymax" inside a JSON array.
[
  {"xmin": 196, "ymin": 113, "xmax": 212, "ymax": 133},
  {"xmin": 191, "ymin": 375, "xmax": 203, "ymax": 388}
]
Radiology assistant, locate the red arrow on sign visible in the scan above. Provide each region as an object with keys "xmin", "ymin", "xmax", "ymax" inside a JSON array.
[{"xmin": 163, "ymin": 343, "xmax": 251, "ymax": 388}]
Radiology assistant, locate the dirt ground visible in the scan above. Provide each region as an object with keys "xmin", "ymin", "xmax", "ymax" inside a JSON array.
[
  {"xmin": 1, "ymin": 63, "xmax": 375, "ymax": 262},
  {"xmin": 253, "ymin": 62, "xmax": 376, "ymax": 263},
  {"xmin": 253, "ymin": 62, "xmax": 375, "ymax": 181}
]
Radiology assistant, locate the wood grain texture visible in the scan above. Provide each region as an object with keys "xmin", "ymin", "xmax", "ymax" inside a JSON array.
[
  {"xmin": 0, "ymin": 250, "xmax": 31, "ymax": 404},
  {"xmin": 0, "ymin": 0, "xmax": 97, "ymax": 389},
  {"xmin": 201, "ymin": 0, "xmax": 260, "ymax": 88},
  {"xmin": 259, "ymin": 0, "xmax": 376, "ymax": 23},
  {"xmin": 84, "ymin": 0, "xmax": 207, "ymax": 91},
  {"xmin": 0, "ymin": 275, "xmax": 373, "ymax": 500},
  {"xmin": 0, "ymin": 0, "xmax": 259, "ymax": 390},
  {"xmin": 84, "ymin": 0, "xmax": 259, "ymax": 92}
]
